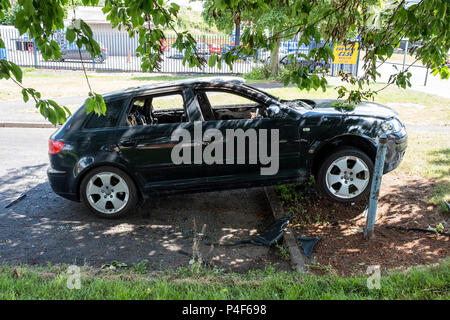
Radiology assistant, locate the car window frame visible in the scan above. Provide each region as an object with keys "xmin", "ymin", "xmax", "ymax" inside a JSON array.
[
  {"xmin": 80, "ymin": 96, "xmax": 129, "ymax": 131},
  {"xmin": 119, "ymin": 88, "xmax": 190, "ymax": 128},
  {"xmin": 194, "ymin": 87, "xmax": 270, "ymax": 122}
]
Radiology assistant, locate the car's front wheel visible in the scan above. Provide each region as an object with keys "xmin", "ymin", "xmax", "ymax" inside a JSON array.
[
  {"xmin": 80, "ymin": 166, "xmax": 138, "ymax": 218},
  {"xmin": 317, "ymin": 147, "xmax": 374, "ymax": 203}
]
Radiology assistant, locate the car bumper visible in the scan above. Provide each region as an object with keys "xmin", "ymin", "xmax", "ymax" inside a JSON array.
[
  {"xmin": 47, "ymin": 168, "xmax": 78, "ymax": 201},
  {"xmin": 383, "ymin": 133, "xmax": 408, "ymax": 173}
]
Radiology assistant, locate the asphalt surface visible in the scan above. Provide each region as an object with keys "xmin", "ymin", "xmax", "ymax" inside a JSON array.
[{"xmin": 0, "ymin": 128, "xmax": 288, "ymax": 271}]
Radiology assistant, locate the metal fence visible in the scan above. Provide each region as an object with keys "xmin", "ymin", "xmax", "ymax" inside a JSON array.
[{"xmin": 0, "ymin": 26, "xmax": 358, "ymax": 76}]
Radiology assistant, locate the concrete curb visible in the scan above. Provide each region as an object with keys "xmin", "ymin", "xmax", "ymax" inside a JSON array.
[
  {"xmin": 0, "ymin": 122, "xmax": 59, "ymax": 128},
  {"xmin": 264, "ymin": 186, "xmax": 307, "ymax": 273}
]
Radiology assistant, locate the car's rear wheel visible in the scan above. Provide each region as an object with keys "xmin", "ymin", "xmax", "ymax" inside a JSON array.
[
  {"xmin": 80, "ymin": 166, "xmax": 137, "ymax": 219},
  {"xmin": 317, "ymin": 147, "xmax": 374, "ymax": 203}
]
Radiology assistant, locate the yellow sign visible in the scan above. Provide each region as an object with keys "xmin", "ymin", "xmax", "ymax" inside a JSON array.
[{"xmin": 333, "ymin": 43, "xmax": 359, "ymax": 64}]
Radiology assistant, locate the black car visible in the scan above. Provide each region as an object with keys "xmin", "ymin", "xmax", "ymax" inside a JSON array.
[{"xmin": 47, "ymin": 78, "xmax": 407, "ymax": 218}]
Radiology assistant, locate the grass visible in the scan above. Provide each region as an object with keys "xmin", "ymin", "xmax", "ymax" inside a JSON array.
[
  {"xmin": 0, "ymin": 260, "xmax": 448, "ymax": 299},
  {"xmin": 397, "ymin": 130, "xmax": 450, "ymax": 208}
]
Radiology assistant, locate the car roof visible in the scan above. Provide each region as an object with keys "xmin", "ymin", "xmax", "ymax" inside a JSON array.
[{"xmin": 102, "ymin": 77, "xmax": 248, "ymax": 99}]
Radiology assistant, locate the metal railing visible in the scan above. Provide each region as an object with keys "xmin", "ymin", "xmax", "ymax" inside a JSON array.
[{"xmin": 0, "ymin": 26, "xmax": 358, "ymax": 76}]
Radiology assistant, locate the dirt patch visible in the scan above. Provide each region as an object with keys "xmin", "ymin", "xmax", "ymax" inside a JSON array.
[{"xmin": 280, "ymin": 172, "xmax": 449, "ymax": 276}]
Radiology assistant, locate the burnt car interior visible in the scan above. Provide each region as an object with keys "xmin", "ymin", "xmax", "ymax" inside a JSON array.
[
  {"xmin": 196, "ymin": 90, "xmax": 269, "ymax": 121},
  {"xmin": 125, "ymin": 88, "xmax": 271, "ymax": 127},
  {"xmin": 127, "ymin": 92, "xmax": 188, "ymax": 126}
]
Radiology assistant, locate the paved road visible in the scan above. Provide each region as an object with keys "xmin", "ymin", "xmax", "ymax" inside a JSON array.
[
  {"xmin": 358, "ymin": 62, "xmax": 450, "ymax": 99},
  {"xmin": 0, "ymin": 128, "xmax": 287, "ymax": 271}
]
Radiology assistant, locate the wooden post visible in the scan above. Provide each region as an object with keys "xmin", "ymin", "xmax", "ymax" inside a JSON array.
[{"xmin": 364, "ymin": 134, "xmax": 388, "ymax": 240}]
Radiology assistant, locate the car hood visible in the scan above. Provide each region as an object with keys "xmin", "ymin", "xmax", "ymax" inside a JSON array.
[{"xmin": 299, "ymin": 99, "xmax": 398, "ymax": 119}]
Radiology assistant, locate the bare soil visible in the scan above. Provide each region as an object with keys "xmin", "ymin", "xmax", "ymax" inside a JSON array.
[{"xmin": 286, "ymin": 172, "xmax": 449, "ymax": 276}]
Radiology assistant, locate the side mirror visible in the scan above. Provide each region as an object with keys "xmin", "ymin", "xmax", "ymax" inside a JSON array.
[{"xmin": 267, "ymin": 104, "xmax": 281, "ymax": 118}]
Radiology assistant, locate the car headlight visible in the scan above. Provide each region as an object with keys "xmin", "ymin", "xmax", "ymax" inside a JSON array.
[{"xmin": 381, "ymin": 118, "xmax": 403, "ymax": 133}]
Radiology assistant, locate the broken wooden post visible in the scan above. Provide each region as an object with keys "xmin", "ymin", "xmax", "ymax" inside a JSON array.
[{"xmin": 364, "ymin": 134, "xmax": 388, "ymax": 240}]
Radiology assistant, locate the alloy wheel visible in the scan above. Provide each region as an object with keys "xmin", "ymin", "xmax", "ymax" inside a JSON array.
[
  {"xmin": 86, "ymin": 172, "xmax": 130, "ymax": 214},
  {"xmin": 325, "ymin": 156, "xmax": 370, "ymax": 199}
]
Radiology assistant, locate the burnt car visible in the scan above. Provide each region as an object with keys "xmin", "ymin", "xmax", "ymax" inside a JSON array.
[{"xmin": 47, "ymin": 78, "xmax": 407, "ymax": 218}]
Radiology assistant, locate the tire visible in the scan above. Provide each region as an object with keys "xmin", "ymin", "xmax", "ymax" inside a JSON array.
[
  {"xmin": 80, "ymin": 166, "xmax": 138, "ymax": 219},
  {"xmin": 317, "ymin": 147, "xmax": 374, "ymax": 203}
]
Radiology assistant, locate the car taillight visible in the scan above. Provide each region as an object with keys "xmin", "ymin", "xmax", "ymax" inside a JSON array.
[{"xmin": 49, "ymin": 139, "xmax": 64, "ymax": 154}]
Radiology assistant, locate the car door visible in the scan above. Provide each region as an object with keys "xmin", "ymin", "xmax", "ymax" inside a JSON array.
[
  {"xmin": 116, "ymin": 88, "xmax": 208, "ymax": 192},
  {"xmin": 195, "ymin": 89, "xmax": 302, "ymax": 183}
]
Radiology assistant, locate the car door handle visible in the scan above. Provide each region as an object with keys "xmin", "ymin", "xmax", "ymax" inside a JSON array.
[{"xmin": 119, "ymin": 139, "xmax": 137, "ymax": 147}]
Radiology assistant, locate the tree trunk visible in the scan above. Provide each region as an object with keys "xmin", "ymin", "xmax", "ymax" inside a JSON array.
[
  {"xmin": 270, "ymin": 37, "xmax": 281, "ymax": 76},
  {"xmin": 234, "ymin": 23, "xmax": 240, "ymax": 47}
]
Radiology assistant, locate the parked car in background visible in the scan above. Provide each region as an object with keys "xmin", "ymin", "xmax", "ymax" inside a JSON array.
[
  {"xmin": 280, "ymin": 55, "xmax": 332, "ymax": 72},
  {"xmin": 167, "ymin": 46, "xmax": 185, "ymax": 59},
  {"xmin": 196, "ymin": 43, "xmax": 209, "ymax": 55},
  {"xmin": 47, "ymin": 77, "xmax": 407, "ymax": 218},
  {"xmin": 60, "ymin": 42, "xmax": 107, "ymax": 62},
  {"xmin": 220, "ymin": 44, "xmax": 247, "ymax": 61},
  {"xmin": 208, "ymin": 43, "xmax": 221, "ymax": 54},
  {"xmin": 221, "ymin": 44, "xmax": 232, "ymax": 55}
]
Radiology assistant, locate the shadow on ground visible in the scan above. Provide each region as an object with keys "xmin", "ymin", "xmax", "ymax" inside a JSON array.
[{"xmin": 0, "ymin": 164, "xmax": 290, "ymax": 273}]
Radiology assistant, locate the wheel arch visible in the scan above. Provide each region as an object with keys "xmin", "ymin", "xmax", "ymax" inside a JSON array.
[
  {"xmin": 75, "ymin": 162, "xmax": 144, "ymax": 202},
  {"xmin": 311, "ymin": 134, "xmax": 376, "ymax": 177}
]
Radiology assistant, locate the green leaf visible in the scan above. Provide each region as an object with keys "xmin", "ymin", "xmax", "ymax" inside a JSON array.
[
  {"xmin": 66, "ymin": 28, "xmax": 76, "ymax": 43},
  {"xmin": 47, "ymin": 108, "xmax": 57, "ymax": 125},
  {"xmin": 208, "ymin": 54, "xmax": 217, "ymax": 67},
  {"xmin": 9, "ymin": 62, "xmax": 23, "ymax": 83},
  {"xmin": 80, "ymin": 20, "xmax": 93, "ymax": 38},
  {"xmin": 94, "ymin": 93, "xmax": 106, "ymax": 114},
  {"xmin": 21, "ymin": 89, "xmax": 29, "ymax": 102},
  {"xmin": 63, "ymin": 106, "xmax": 72, "ymax": 117},
  {"xmin": 84, "ymin": 97, "xmax": 95, "ymax": 114},
  {"xmin": 386, "ymin": 45, "xmax": 394, "ymax": 57}
]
